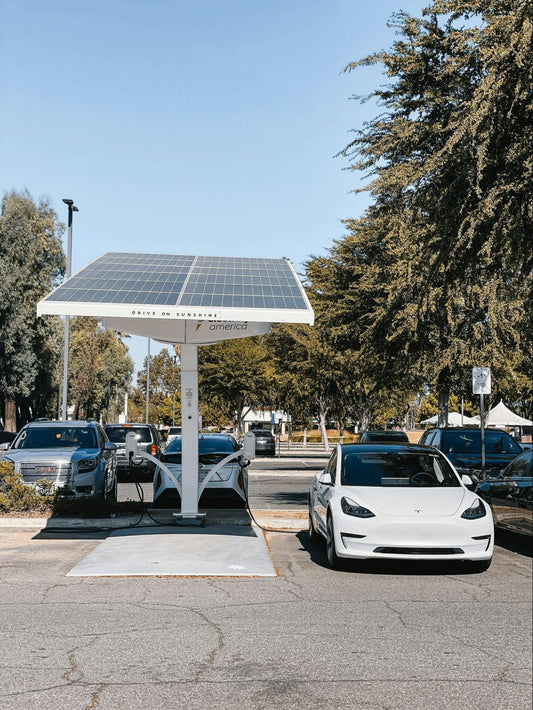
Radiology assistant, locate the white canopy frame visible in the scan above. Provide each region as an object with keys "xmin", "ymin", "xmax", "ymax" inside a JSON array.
[{"xmin": 37, "ymin": 252, "xmax": 314, "ymax": 524}]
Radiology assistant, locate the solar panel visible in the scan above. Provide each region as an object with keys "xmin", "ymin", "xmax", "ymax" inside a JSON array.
[{"xmin": 38, "ymin": 252, "xmax": 314, "ymax": 324}]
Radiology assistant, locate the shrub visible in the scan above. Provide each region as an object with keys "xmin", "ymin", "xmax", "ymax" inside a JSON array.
[{"xmin": 0, "ymin": 460, "xmax": 54, "ymax": 512}]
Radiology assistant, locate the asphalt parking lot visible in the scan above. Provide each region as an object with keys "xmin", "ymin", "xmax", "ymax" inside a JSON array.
[
  {"xmin": 1, "ymin": 451, "xmax": 531, "ymax": 709},
  {"xmin": 0, "ymin": 519, "xmax": 531, "ymax": 710}
]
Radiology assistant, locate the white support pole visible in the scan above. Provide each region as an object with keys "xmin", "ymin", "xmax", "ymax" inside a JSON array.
[
  {"xmin": 145, "ymin": 338, "xmax": 151, "ymax": 423},
  {"xmin": 174, "ymin": 343, "xmax": 204, "ymax": 524}
]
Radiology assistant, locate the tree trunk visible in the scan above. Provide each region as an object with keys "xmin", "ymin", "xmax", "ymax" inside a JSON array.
[
  {"xmin": 4, "ymin": 399, "xmax": 16, "ymax": 432},
  {"xmin": 438, "ymin": 389, "xmax": 449, "ymax": 427},
  {"xmin": 319, "ymin": 411, "xmax": 329, "ymax": 452}
]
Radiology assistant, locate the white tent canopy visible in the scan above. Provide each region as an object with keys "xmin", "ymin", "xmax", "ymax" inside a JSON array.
[
  {"xmin": 484, "ymin": 400, "xmax": 532, "ymax": 427},
  {"xmin": 420, "ymin": 411, "xmax": 477, "ymax": 427}
]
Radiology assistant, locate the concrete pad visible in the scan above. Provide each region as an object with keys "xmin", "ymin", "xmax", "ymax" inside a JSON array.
[{"xmin": 66, "ymin": 524, "xmax": 277, "ymax": 577}]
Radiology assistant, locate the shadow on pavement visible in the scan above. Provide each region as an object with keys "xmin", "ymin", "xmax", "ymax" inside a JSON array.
[
  {"xmin": 296, "ymin": 530, "xmax": 500, "ymax": 575},
  {"xmin": 495, "ymin": 528, "xmax": 532, "ymax": 557}
]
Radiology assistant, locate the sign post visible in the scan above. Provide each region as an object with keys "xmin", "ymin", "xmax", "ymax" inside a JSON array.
[{"xmin": 472, "ymin": 367, "xmax": 491, "ymax": 479}]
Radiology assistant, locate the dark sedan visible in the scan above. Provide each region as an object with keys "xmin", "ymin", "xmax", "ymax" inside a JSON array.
[
  {"xmin": 418, "ymin": 427, "xmax": 522, "ymax": 483},
  {"xmin": 250, "ymin": 429, "xmax": 276, "ymax": 457},
  {"xmin": 358, "ymin": 430, "xmax": 409, "ymax": 443},
  {"xmin": 475, "ymin": 449, "xmax": 532, "ymax": 537}
]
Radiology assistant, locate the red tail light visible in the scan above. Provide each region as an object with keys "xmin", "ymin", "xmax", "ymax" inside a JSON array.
[{"xmin": 150, "ymin": 444, "xmax": 157, "ymax": 456}]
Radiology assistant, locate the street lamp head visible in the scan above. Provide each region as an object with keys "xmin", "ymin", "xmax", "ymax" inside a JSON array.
[
  {"xmin": 62, "ymin": 198, "xmax": 74, "ymax": 206},
  {"xmin": 73, "ymin": 206, "xmax": 79, "ymax": 212}
]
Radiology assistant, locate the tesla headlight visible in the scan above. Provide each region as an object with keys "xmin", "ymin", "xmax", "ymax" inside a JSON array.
[
  {"xmin": 341, "ymin": 496, "xmax": 375, "ymax": 518},
  {"xmin": 461, "ymin": 498, "xmax": 487, "ymax": 519},
  {"xmin": 78, "ymin": 457, "xmax": 98, "ymax": 473}
]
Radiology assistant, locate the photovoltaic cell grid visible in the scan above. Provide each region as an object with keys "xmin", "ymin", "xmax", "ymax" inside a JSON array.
[{"xmin": 45, "ymin": 253, "xmax": 308, "ymax": 310}]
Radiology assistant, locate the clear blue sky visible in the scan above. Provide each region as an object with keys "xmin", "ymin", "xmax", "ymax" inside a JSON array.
[{"xmin": 1, "ymin": 0, "xmax": 427, "ymax": 377}]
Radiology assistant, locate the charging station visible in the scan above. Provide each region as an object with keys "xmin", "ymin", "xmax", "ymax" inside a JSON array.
[{"xmin": 37, "ymin": 252, "xmax": 314, "ymax": 526}]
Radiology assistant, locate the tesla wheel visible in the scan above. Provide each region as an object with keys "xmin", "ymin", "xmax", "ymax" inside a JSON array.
[
  {"xmin": 326, "ymin": 513, "xmax": 344, "ymax": 570},
  {"xmin": 308, "ymin": 497, "xmax": 320, "ymax": 541}
]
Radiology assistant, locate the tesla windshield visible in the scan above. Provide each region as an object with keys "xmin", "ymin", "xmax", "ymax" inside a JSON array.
[
  {"xmin": 166, "ymin": 436, "xmax": 237, "ymax": 454},
  {"xmin": 341, "ymin": 450, "xmax": 460, "ymax": 487},
  {"xmin": 12, "ymin": 426, "xmax": 97, "ymax": 450}
]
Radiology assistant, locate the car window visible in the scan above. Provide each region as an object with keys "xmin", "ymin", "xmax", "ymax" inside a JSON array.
[
  {"xmin": 252, "ymin": 430, "xmax": 272, "ymax": 437},
  {"xmin": 505, "ymin": 451, "xmax": 532, "ymax": 477},
  {"xmin": 326, "ymin": 449, "xmax": 338, "ymax": 484},
  {"xmin": 442, "ymin": 430, "xmax": 521, "ymax": 454},
  {"xmin": 96, "ymin": 425, "xmax": 106, "ymax": 449},
  {"xmin": 341, "ymin": 450, "xmax": 460, "ymax": 487},
  {"xmin": 362, "ymin": 431, "xmax": 409, "ymax": 443},
  {"xmin": 166, "ymin": 436, "xmax": 237, "ymax": 454},
  {"xmin": 13, "ymin": 426, "xmax": 97, "ymax": 449},
  {"xmin": 104, "ymin": 426, "xmax": 153, "ymax": 443},
  {"xmin": 422, "ymin": 430, "xmax": 436, "ymax": 446}
]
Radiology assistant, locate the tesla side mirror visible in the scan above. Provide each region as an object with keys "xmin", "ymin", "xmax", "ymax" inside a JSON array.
[
  {"xmin": 104, "ymin": 441, "xmax": 117, "ymax": 451},
  {"xmin": 461, "ymin": 474, "xmax": 474, "ymax": 489},
  {"xmin": 318, "ymin": 470, "xmax": 333, "ymax": 486}
]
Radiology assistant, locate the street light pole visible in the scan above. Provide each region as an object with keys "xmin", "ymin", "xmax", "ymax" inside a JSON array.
[
  {"xmin": 172, "ymin": 355, "xmax": 177, "ymax": 426},
  {"xmin": 61, "ymin": 199, "xmax": 78, "ymax": 421}
]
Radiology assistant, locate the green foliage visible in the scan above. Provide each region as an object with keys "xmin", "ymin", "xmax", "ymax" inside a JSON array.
[
  {"xmin": 0, "ymin": 190, "xmax": 65, "ymax": 428},
  {"xmin": 134, "ymin": 347, "xmax": 180, "ymax": 425},
  {"xmin": 334, "ymin": 0, "xmax": 532, "ymax": 416},
  {"xmin": 198, "ymin": 337, "xmax": 273, "ymax": 435},
  {"xmin": 0, "ymin": 461, "xmax": 54, "ymax": 512},
  {"xmin": 0, "ymin": 460, "xmax": 142, "ymax": 517},
  {"xmin": 69, "ymin": 317, "xmax": 133, "ymax": 421}
]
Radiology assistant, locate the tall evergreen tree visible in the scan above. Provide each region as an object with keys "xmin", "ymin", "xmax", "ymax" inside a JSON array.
[
  {"xmin": 337, "ymin": 0, "xmax": 532, "ymax": 418},
  {"xmin": 0, "ymin": 190, "xmax": 65, "ymax": 430}
]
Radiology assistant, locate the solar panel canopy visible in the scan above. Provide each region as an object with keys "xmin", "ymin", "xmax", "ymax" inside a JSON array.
[{"xmin": 37, "ymin": 252, "xmax": 314, "ymax": 329}]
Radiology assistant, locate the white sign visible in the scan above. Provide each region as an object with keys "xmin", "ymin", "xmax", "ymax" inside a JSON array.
[{"xmin": 472, "ymin": 367, "xmax": 491, "ymax": 395}]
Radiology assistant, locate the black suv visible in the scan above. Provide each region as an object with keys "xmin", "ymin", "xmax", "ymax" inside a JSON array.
[
  {"xmin": 418, "ymin": 426, "xmax": 522, "ymax": 482},
  {"xmin": 104, "ymin": 423, "xmax": 163, "ymax": 478}
]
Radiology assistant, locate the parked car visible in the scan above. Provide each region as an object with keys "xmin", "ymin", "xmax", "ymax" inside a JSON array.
[
  {"xmin": 358, "ymin": 430, "xmax": 409, "ymax": 443},
  {"xmin": 153, "ymin": 433, "xmax": 248, "ymax": 509},
  {"xmin": 166, "ymin": 426, "xmax": 182, "ymax": 445},
  {"xmin": 308, "ymin": 443, "xmax": 494, "ymax": 571},
  {"xmin": 250, "ymin": 429, "xmax": 276, "ymax": 456},
  {"xmin": 418, "ymin": 427, "xmax": 522, "ymax": 483},
  {"xmin": 0, "ymin": 425, "xmax": 16, "ymax": 446},
  {"xmin": 104, "ymin": 423, "xmax": 163, "ymax": 475},
  {"xmin": 475, "ymin": 449, "xmax": 532, "ymax": 537},
  {"xmin": 0, "ymin": 420, "xmax": 117, "ymax": 502}
]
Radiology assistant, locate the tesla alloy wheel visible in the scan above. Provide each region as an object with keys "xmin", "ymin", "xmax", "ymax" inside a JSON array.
[{"xmin": 326, "ymin": 514, "xmax": 344, "ymax": 570}]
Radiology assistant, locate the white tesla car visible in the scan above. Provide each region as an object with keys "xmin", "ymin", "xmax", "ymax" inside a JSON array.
[{"xmin": 308, "ymin": 443, "xmax": 494, "ymax": 571}]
